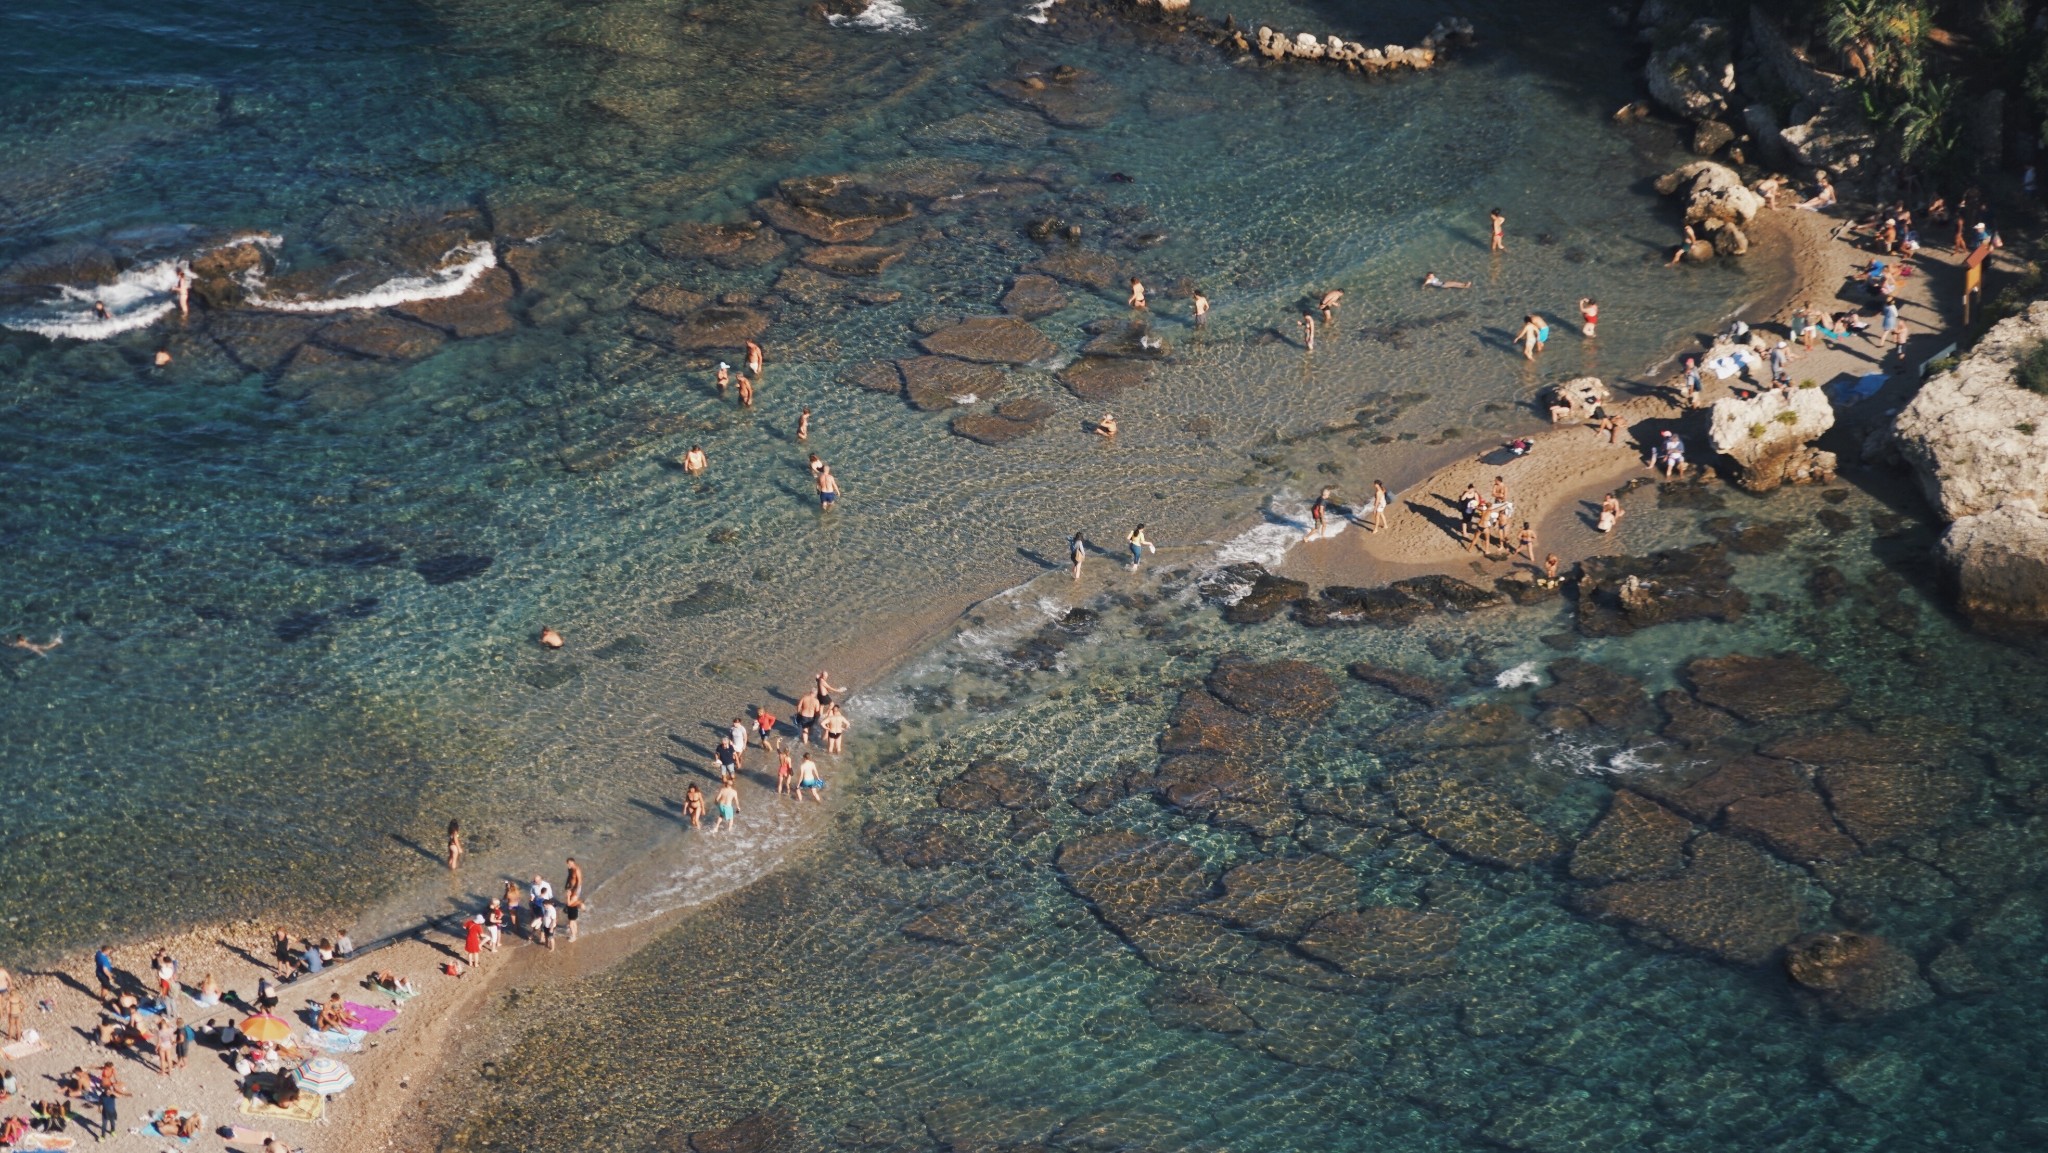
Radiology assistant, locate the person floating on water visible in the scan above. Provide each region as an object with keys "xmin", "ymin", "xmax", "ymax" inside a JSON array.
[
  {"xmin": 1423, "ymin": 272, "xmax": 1472, "ymax": 289},
  {"xmin": 10, "ymin": 634, "xmax": 61, "ymax": 656}
]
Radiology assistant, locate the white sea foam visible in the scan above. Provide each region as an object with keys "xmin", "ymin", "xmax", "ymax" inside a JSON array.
[
  {"xmin": 0, "ymin": 233, "xmax": 277, "ymax": 341},
  {"xmin": 829, "ymin": 0, "xmax": 922, "ymax": 32},
  {"xmin": 950, "ymin": 393, "xmax": 979, "ymax": 405},
  {"xmin": 1022, "ymin": 0, "xmax": 1060, "ymax": 23},
  {"xmin": 1495, "ymin": 661, "xmax": 1543, "ymax": 689},
  {"xmin": 245, "ymin": 241, "xmax": 497, "ymax": 314},
  {"xmin": 1209, "ymin": 491, "xmax": 1350, "ymax": 569}
]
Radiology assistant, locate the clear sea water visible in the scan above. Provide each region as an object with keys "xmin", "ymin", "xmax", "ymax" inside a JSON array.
[{"xmin": 6, "ymin": 0, "xmax": 2043, "ymax": 1149}]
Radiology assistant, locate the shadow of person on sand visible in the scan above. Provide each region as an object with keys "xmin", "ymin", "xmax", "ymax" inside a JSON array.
[
  {"xmin": 1016, "ymin": 547, "xmax": 1063, "ymax": 570},
  {"xmin": 629, "ymin": 797, "xmax": 687, "ymax": 827},
  {"xmin": 387, "ymin": 833, "xmax": 443, "ymax": 867},
  {"xmin": 1579, "ymin": 499, "xmax": 1604, "ymax": 530},
  {"xmin": 1405, "ymin": 498, "xmax": 1464, "ymax": 542},
  {"xmin": 667, "ymin": 732, "xmax": 713, "ymax": 760}
]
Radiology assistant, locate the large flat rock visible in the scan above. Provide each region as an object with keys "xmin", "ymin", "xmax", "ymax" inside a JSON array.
[{"xmin": 918, "ymin": 316, "xmax": 1059, "ymax": 364}]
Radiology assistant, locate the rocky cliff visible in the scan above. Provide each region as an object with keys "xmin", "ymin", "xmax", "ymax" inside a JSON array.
[
  {"xmin": 1890, "ymin": 302, "xmax": 2048, "ymax": 634},
  {"xmin": 1708, "ymin": 385, "xmax": 1836, "ymax": 491}
]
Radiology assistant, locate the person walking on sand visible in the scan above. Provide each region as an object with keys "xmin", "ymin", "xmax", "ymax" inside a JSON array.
[
  {"xmin": 1490, "ymin": 207, "xmax": 1506, "ymax": 252},
  {"xmin": 1891, "ymin": 316, "xmax": 1910, "ymax": 360},
  {"xmin": 816, "ymin": 465, "xmax": 839, "ymax": 510},
  {"xmin": 446, "ymin": 819, "xmax": 463, "ymax": 871},
  {"xmin": 562, "ymin": 858, "xmax": 584, "ymax": 944},
  {"xmin": 746, "ymin": 340, "xmax": 764, "ymax": 376},
  {"xmin": 1126, "ymin": 524, "xmax": 1154, "ymax": 569},
  {"xmin": 463, "ymin": 915, "xmax": 483, "ymax": 970},
  {"xmin": 1369, "ymin": 480, "xmax": 1389, "ymax": 533},
  {"xmin": 486, "ymin": 899, "xmax": 505, "ymax": 952},
  {"xmin": 684, "ymin": 782, "xmax": 705, "ymax": 830},
  {"xmin": 1299, "ymin": 312, "xmax": 1316, "ymax": 351},
  {"xmin": 1542, "ymin": 552, "xmax": 1562, "ymax": 587},
  {"xmin": 1309, "ymin": 486, "xmax": 1331, "ymax": 538},
  {"xmin": 1681, "ymin": 356, "xmax": 1702, "ymax": 409},
  {"xmin": 1128, "ymin": 277, "xmax": 1147, "ymax": 310},
  {"xmin": 797, "ymin": 406, "xmax": 811, "ymax": 443},
  {"xmin": 538, "ymin": 898, "xmax": 558, "ymax": 951},
  {"xmin": 798, "ymin": 750, "xmax": 825, "ymax": 801},
  {"xmin": 777, "ymin": 744, "xmax": 795, "ymax": 797},
  {"xmin": 1597, "ymin": 492, "xmax": 1625, "ymax": 533},
  {"xmin": 1579, "ymin": 298, "xmax": 1599, "ymax": 338},
  {"xmin": 1491, "ymin": 475, "xmax": 1509, "ymax": 507},
  {"xmin": 1518, "ymin": 521, "xmax": 1537, "ymax": 564},
  {"xmin": 1070, "ymin": 532, "xmax": 1088, "ymax": 579},
  {"xmin": 95, "ymin": 1066, "xmax": 125, "ymax": 1142},
  {"xmin": 1319, "ymin": 289, "xmax": 1343, "ymax": 324},
  {"xmin": 730, "ymin": 716, "xmax": 750, "ymax": 769},
  {"xmin": 712, "ymin": 778, "xmax": 739, "ymax": 834}
]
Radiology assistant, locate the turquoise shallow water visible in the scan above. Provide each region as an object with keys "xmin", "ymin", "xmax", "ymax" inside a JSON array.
[
  {"xmin": 0, "ymin": 0, "xmax": 1762, "ymax": 950},
  {"xmin": 20, "ymin": 2, "xmax": 2048, "ymax": 1150}
]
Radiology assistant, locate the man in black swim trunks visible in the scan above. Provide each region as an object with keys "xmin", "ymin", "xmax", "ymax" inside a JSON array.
[{"xmin": 794, "ymin": 688, "xmax": 821, "ymax": 746}]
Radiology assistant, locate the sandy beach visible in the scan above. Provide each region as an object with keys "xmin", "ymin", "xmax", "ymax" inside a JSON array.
[{"xmin": 1279, "ymin": 203, "xmax": 1976, "ymax": 591}]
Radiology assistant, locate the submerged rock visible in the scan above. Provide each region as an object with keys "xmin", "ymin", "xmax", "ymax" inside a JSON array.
[
  {"xmin": 918, "ymin": 316, "xmax": 1059, "ymax": 364},
  {"xmin": 1295, "ymin": 907, "xmax": 1460, "ymax": 979},
  {"xmin": 1144, "ymin": 976, "xmax": 1256, "ymax": 1034},
  {"xmin": 1784, "ymin": 931, "xmax": 1934, "ymax": 1017},
  {"xmin": 1941, "ymin": 503, "xmax": 2048, "ymax": 638},
  {"xmin": 1345, "ymin": 661, "xmax": 1453, "ymax": 707},
  {"xmin": 757, "ymin": 173, "xmax": 914, "ymax": 243},
  {"xmin": 1578, "ymin": 833, "xmax": 1807, "ymax": 964},
  {"xmin": 1206, "ymin": 656, "xmax": 1337, "ymax": 722},
  {"xmin": 630, "ymin": 283, "xmax": 707, "ymax": 320},
  {"xmin": 669, "ymin": 305, "xmax": 769, "ymax": 351},
  {"xmin": 1385, "ymin": 768, "xmax": 1563, "ymax": 868},
  {"xmin": 949, "ymin": 397, "xmax": 1055, "ymax": 445},
  {"xmin": 1055, "ymin": 831, "xmax": 1211, "ymax": 924},
  {"xmin": 897, "ymin": 355, "xmax": 1002, "ymax": 410},
  {"xmin": 936, "ymin": 761, "xmax": 1049, "ymax": 813},
  {"xmin": 1059, "ymin": 355, "xmax": 1154, "ymax": 400},
  {"xmin": 1000, "ymin": 273, "xmax": 1069, "ymax": 318},
  {"xmin": 1532, "ymin": 657, "xmax": 1655, "ymax": 731},
  {"xmin": 797, "ymin": 244, "xmax": 902, "ymax": 277},
  {"xmin": 1570, "ymin": 790, "xmax": 1692, "ymax": 883},
  {"xmin": 645, "ymin": 219, "xmax": 786, "ymax": 268},
  {"xmin": 862, "ymin": 820, "xmax": 985, "ymax": 868},
  {"xmin": 1683, "ymin": 653, "xmax": 1848, "ymax": 721},
  {"xmin": 1199, "ymin": 855, "xmax": 1355, "ymax": 938},
  {"xmin": 988, "ymin": 65, "xmax": 1120, "ymax": 129}
]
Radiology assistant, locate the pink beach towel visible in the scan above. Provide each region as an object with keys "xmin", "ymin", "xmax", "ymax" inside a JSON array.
[{"xmin": 341, "ymin": 1001, "xmax": 399, "ymax": 1032}]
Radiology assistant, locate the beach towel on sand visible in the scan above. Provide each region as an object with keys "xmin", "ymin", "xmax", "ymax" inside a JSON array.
[
  {"xmin": 236, "ymin": 1094, "xmax": 324, "ymax": 1123},
  {"xmin": 1706, "ymin": 349, "xmax": 1758, "ymax": 380},
  {"xmin": 16, "ymin": 1134, "xmax": 78, "ymax": 1151},
  {"xmin": 341, "ymin": 1002, "xmax": 398, "ymax": 1033},
  {"xmin": 3, "ymin": 1036, "xmax": 50, "ymax": 1060},
  {"xmin": 302, "ymin": 1027, "xmax": 366, "ymax": 1053}
]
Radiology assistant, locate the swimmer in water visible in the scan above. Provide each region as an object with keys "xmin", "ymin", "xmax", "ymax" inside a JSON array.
[
  {"xmin": 538, "ymin": 627, "xmax": 564, "ymax": 649},
  {"xmin": 797, "ymin": 751, "xmax": 824, "ymax": 801},
  {"xmin": 174, "ymin": 266, "xmax": 191, "ymax": 319},
  {"xmin": 746, "ymin": 340, "xmax": 764, "ymax": 375},
  {"xmin": 154, "ymin": 348, "xmax": 172, "ymax": 367},
  {"xmin": 1070, "ymin": 532, "xmax": 1087, "ymax": 579},
  {"xmin": 808, "ymin": 453, "xmax": 826, "ymax": 479},
  {"xmin": 10, "ymin": 634, "xmax": 61, "ymax": 657},
  {"xmin": 816, "ymin": 465, "xmax": 839, "ymax": 510},
  {"xmin": 1299, "ymin": 312, "xmax": 1316, "ymax": 352},
  {"xmin": 1318, "ymin": 289, "xmax": 1343, "ymax": 324},
  {"xmin": 797, "ymin": 406, "xmax": 811, "ymax": 443},
  {"xmin": 716, "ymin": 362, "xmax": 729, "ymax": 395},
  {"xmin": 1128, "ymin": 277, "xmax": 1147, "ymax": 310},
  {"xmin": 1489, "ymin": 207, "xmax": 1506, "ymax": 252},
  {"xmin": 737, "ymin": 374, "xmax": 754, "ymax": 407},
  {"xmin": 683, "ymin": 783, "xmax": 706, "ymax": 830},
  {"xmin": 682, "ymin": 445, "xmax": 708, "ymax": 476},
  {"xmin": 1423, "ymin": 272, "xmax": 1472, "ymax": 289},
  {"xmin": 1191, "ymin": 290, "xmax": 1209, "ymax": 325},
  {"xmin": 93, "ymin": 301, "xmax": 111, "ymax": 321},
  {"xmin": 1096, "ymin": 412, "xmax": 1117, "ymax": 438},
  {"xmin": 776, "ymin": 743, "xmax": 794, "ymax": 797}
]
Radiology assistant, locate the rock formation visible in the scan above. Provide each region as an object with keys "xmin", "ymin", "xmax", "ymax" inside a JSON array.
[
  {"xmin": 1708, "ymin": 385, "xmax": 1836, "ymax": 491},
  {"xmin": 1654, "ymin": 161, "xmax": 1762, "ymax": 228},
  {"xmin": 1252, "ymin": 18, "xmax": 1474, "ymax": 74},
  {"xmin": 1889, "ymin": 301, "xmax": 2048, "ymax": 634},
  {"xmin": 1645, "ymin": 19, "xmax": 1736, "ymax": 120}
]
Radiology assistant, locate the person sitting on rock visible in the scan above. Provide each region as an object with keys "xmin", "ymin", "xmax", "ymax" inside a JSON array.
[{"xmin": 1796, "ymin": 170, "xmax": 1836, "ymax": 212}]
